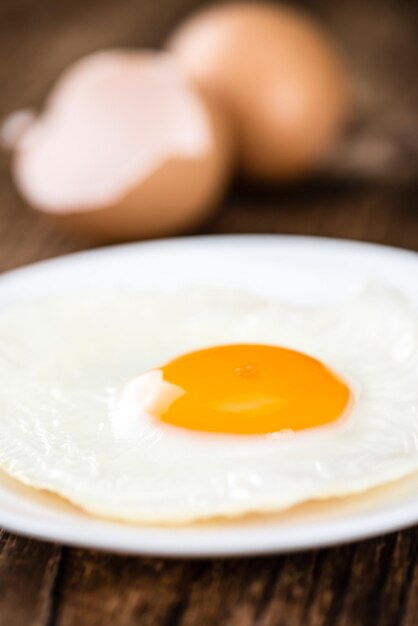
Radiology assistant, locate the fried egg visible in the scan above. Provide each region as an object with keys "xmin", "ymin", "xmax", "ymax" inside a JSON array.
[{"xmin": 0, "ymin": 285, "xmax": 417, "ymax": 523}]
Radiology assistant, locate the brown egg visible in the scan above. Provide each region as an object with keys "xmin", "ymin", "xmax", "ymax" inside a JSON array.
[
  {"xmin": 7, "ymin": 50, "xmax": 233, "ymax": 241},
  {"xmin": 167, "ymin": 2, "xmax": 349, "ymax": 181}
]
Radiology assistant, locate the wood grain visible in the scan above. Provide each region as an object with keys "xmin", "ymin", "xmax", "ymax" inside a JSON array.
[{"xmin": 0, "ymin": 0, "xmax": 417, "ymax": 624}]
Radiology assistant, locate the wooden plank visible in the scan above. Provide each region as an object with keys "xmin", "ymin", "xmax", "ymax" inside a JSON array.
[
  {"xmin": 0, "ymin": 530, "xmax": 62, "ymax": 626},
  {"xmin": 210, "ymin": 182, "xmax": 418, "ymax": 250},
  {"xmin": 16, "ymin": 534, "xmax": 414, "ymax": 626}
]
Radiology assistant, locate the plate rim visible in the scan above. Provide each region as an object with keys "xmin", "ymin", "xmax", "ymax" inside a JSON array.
[{"xmin": 1, "ymin": 233, "xmax": 418, "ymax": 283}]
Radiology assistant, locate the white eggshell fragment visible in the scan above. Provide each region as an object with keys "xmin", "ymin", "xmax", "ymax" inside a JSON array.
[{"xmin": 9, "ymin": 50, "xmax": 233, "ymax": 241}]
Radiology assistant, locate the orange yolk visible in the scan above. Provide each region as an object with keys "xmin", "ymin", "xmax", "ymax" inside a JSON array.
[{"xmin": 158, "ymin": 344, "xmax": 351, "ymax": 435}]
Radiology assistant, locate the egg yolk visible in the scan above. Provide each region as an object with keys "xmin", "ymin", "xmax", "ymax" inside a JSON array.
[{"xmin": 158, "ymin": 344, "xmax": 350, "ymax": 435}]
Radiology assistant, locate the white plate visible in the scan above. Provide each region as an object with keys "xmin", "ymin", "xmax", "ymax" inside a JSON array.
[{"xmin": 0, "ymin": 235, "xmax": 418, "ymax": 557}]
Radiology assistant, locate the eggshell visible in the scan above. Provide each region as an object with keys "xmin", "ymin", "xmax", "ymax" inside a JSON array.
[
  {"xmin": 9, "ymin": 50, "xmax": 234, "ymax": 241},
  {"xmin": 167, "ymin": 2, "xmax": 349, "ymax": 181}
]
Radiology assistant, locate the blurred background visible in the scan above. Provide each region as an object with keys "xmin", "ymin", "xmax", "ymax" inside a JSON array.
[{"xmin": 0, "ymin": 0, "xmax": 417, "ymax": 271}]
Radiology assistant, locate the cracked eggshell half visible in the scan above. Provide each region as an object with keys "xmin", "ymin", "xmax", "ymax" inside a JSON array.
[{"xmin": 7, "ymin": 50, "xmax": 234, "ymax": 241}]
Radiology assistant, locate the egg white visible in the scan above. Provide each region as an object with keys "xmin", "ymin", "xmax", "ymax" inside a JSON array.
[{"xmin": 0, "ymin": 285, "xmax": 417, "ymax": 523}]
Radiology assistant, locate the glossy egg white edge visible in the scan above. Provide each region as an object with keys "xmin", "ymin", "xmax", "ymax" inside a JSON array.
[{"xmin": 0, "ymin": 284, "xmax": 417, "ymax": 524}]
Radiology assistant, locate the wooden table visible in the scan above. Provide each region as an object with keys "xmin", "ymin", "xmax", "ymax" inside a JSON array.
[{"xmin": 0, "ymin": 1, "xmax": 417, "ymax": 624}]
